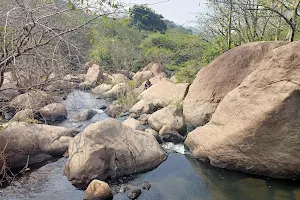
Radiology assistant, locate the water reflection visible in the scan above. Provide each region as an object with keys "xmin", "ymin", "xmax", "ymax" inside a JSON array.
[
  {"xmin": 186, "ymin": 154, "xmax": 300, "ymax": 200},
  {"xmin": 1, "ymin": 154, "xmax": 300, "ymax": 200}
]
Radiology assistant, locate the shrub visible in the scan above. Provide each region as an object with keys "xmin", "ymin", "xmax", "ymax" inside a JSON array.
[{"xmin": 116, "ymin": 92, "xmax": 139, "ymax": 112}]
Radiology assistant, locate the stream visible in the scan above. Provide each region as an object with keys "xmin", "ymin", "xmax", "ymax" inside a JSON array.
[{"xmin": 1, "ymin": 90, "xmax": 300, "ymax": 200}]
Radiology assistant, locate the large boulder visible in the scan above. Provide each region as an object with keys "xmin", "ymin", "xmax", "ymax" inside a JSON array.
[
  {"xmin": 110, "ymin": 73, "xmax": 129, "ymax": 84},
  {"xmin": 129, "ymin": 100, "xmax": 155, "ymax": 116},
  {"xmin": 142, "ymin": 62, "xmax": 164, "ymax": 76},
  {"xmin": 10, "ymin": 90, "xmax": 54, "ymax": 112},
  {"xmin": 185, "ymin": 41, "xmax": 300, "ymax": 179},
  {"xmin": 91, "ymin": 84, "xmax": 113, "ymax": 94},
  {"xmin": 71, "ymin": 109, "xmax": 97, "ymax": 122},
  {"xmin": 84, "ymin": 180, "xmax": 113, "ymax": 200},
  {"xmin": 183, "ymin": 41, "xmax": 287, "ymax": 127},
  {"xmin": 103, "ymin": 83, "xmax": 130, "ymax": 99},
  {"xmin": 39, "ymin": 103, "xmax": 67, "ymax": 123},
  {"xmin": 132, "ymin": 71, "xmax": 154, "ymax": 85},
  {"xmin": 148, "ymin": 105, "xmax": 186, "ymax": 135},
  {"xmin": 46, "ymin": 80, "xmax": 76, "ymax": 92},
  {"xmin": 0, "ymin": 122, "xmax": 76, "ymax": 168},
  {"xmin": 132, "ymin": 75, "xmax": 168, "ymax": 96},
  {"xmin": 145, "ymin": 128, "xmax": 161, "ymax": 143},
  {"xmin": 65, "ymin": 118, "xmax": 166, "ymax": 187},
  {"xmin": 82, "ymin": 64, "xmax": 103, "ymax": 87},
  {"xmin": 123, "ymin": 118, "xmax": 145, "ymax": 131},
  {"xmin": 139, "ymin": 80, "xmax": 189, "ymax": 108},
  {"xmin": 105, "ymin": 102, "xmax": 122, "ymax": 118}
]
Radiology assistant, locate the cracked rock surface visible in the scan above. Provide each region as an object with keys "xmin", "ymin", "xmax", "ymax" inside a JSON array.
[
  {"xmin": 65, "ymin": 118, "xmax": 167, "ymax": 188},
  {"xmin": 185, "ymin": 41, "xmax": 300, "ymax": 179}
]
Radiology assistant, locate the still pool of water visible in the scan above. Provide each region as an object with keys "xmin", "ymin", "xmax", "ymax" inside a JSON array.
[{"xmin": 1, "ymin": 152, "xmax": 300, "ymax": 200}]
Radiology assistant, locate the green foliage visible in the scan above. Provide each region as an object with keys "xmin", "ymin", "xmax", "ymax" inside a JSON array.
[
  {"xmin": 86, "ymin": 6, "xmax": 208, "ymax": 84},
  {"xmin": 88, "ymin": 18, "xmax": 146, "ymax": 72},
  {"xmin": 128, "ymin": 80, "xmax": 137, "ymax": 88},
  {"xmin": 171, "ymin": 60, "xmax": 201, "ymax": 83},
  {"xmin": 141, "ymin": 29, "xmax": 202, "ymax": 68},
  {"xmin": 130, "ymin": 5, "xmax": 167, "ymax": 33},
  {"xmin": 141, "ymin": 33, "xmax": 176, "ymax": 50},
  {"xmin": 174, "ymin": 65, "xmax": 200, "ymax": 84},
  {"xmin": 142, "ymin": 46, "xmax": 174, "ymax": 64},
  {"xmin": 116, "ymin": 92, "xmax": 139, "ymax": 112},
  {"xmin": 201, "ymin": 36, "xmax": 228, "ymax": 65}
]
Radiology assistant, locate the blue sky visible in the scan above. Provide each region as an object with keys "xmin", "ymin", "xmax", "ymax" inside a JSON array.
[{"xmin": 122, "ymin": 0, "xmax": 206, "ymax": 26}]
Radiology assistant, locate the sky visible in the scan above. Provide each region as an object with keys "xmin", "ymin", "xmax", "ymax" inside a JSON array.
[{"xmin": 122, "ymin": 0, "xmax": 206, "ymax": 27}]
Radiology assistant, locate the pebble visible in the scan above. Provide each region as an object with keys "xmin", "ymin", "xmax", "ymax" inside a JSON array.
[
  {"xmin": 141, "ymin": 181, "xmax": 151, "ymax": 190},
  {"xmin": 127, "ymin": 188, "xmax": 141, "ymax": 199}
]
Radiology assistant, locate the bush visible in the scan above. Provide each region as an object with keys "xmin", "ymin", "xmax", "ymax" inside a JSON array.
[
  {"xmin": 88, "ymin": 18, "xmax": 146, "ymax": 72},
  {"xmin": 175, "ymin": 66, "xmax": 200, "ymax": 83},
  {"xmin": 201, "ymin": 36, "xmax": 228, "ymax": 65},
  {"xmin": 116, "ymin": 92, "xmax": 139, "ymax": 112}
]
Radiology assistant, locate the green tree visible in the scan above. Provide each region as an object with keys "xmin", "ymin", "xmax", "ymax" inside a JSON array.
[
  {"xmin": 259, "ymin": 0, "xmax": 300, "ymax": 42},
  {"xmin": 88, "ymin": 18, "xmax": 146, "ymax": 72},
  {"xmin": 130, "ymin": 5, "xmax": 167, "ymax": 33}
]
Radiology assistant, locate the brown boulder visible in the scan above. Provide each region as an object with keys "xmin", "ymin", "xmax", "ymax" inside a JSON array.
[
  {"xmin": 132, "ymin": 71, "xmax": 154, "ymax": 86},
  {"xmin": 84, "ymin": 180, "xmax": 113, "ymax": 200},
  {"xmin": 185, "ymin": 41, "xmax": 300, "ymax": 179},
  {"xmin": 91, "ymin": 84, "xmax": 113, "ymax": 94},
  {"xmin": 183, "ymin": 41, "xmax": 286, "ymax": 127},
  {"xmin": 39, "ymin": 103, "xmax": 67, "ymax": 123},
  {"xmin": 0, "ymin": 122, "xmax": 76, "ymax": 168},
  {"xmin": 148, "ymin": 105, "xmax": 186, "ymax": 135},
  {"xmin": 10, "ymin": 91, "xmax": 54, "ymax": 112},
  {"xmin": 105, "ymin": 102, "xmax": 122, "ymax": 118},
  {"xmin": 123, "ymin": 118, "xmax": 145, "ymax": 131},
  {"xmin": 132, "ymin": 75, "xmax": 169, "ymax": 96},
  {"xmin": 110, "ymin": 73, "xmax": 129, "ymax": 84},
  {"xmin": 65, "ymin": 118, "xmax": 166, "ymax": 187},
  {"xmin": 46, "ymin": 80, "xmax": 76, "ymax": 92},
  {"xmin": 142, "ymin": 62, "xmax": 164, "ymax": 76},
  {"xmin": 82, "ymin": 64, "xmax": 103, "ymax": 87},
  {"xmin": 145, "ymin": 128, "xmax": 161, "ymax": 143},
  {"xmin": 129, "ymin": 100, "xmax": 155, "ymax": 115},
  {"xmin": 139, "ymin": 80, "xmax": 189, "ymax": 108},
  {"xmin": 71, "ymin": 109, "xmax": 97, "ymax": 122},
  {"xmin": 103, "ymin": 83, "xmax": 130, "ymax": 99}
]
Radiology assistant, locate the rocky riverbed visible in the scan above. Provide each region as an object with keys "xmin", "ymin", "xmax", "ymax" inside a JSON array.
[
  {"xmin": 2, "ymin": 41, "xmax": 300, "ymax": 199},
  {"xmin": 1, "ymin": 90, "xmax": 300, "ymax": 200}
]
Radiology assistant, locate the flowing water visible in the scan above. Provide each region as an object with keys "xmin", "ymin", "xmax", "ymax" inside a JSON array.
[{"xmin": 1, "ymin": 90, "xmax": 300, "ymax": 200}]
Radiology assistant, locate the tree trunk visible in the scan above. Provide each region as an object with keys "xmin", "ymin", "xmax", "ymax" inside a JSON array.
[
  {"xmin": 287, "ymin": 25, "xmax": 296, "ymax": 42},
  {"xmin": 227, "ymin": 0, "xmax": 233, "ymax": 49},
  {"xmin": 287, "ymin": 1, "xmax": 300, "ymax": 42},
  {"xmin": 0, "ymin": 68, "xmax": 4, "ymax": 89}
]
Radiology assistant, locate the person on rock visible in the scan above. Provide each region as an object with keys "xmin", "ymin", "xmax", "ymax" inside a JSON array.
[{"xmin": 145, "ymin": 79, "xmax": 152, "ymax": 89}]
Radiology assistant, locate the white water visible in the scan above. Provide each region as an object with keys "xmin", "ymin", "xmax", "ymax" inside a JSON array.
[{"xmin": 162, "ymin": 142, "xmax": 187, "ymax": 155}]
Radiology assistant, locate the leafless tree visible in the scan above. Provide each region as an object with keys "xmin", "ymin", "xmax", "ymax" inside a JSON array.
[{"xmin": 0, "ymin": 0, "xmax": 119, "ymax": 90}]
